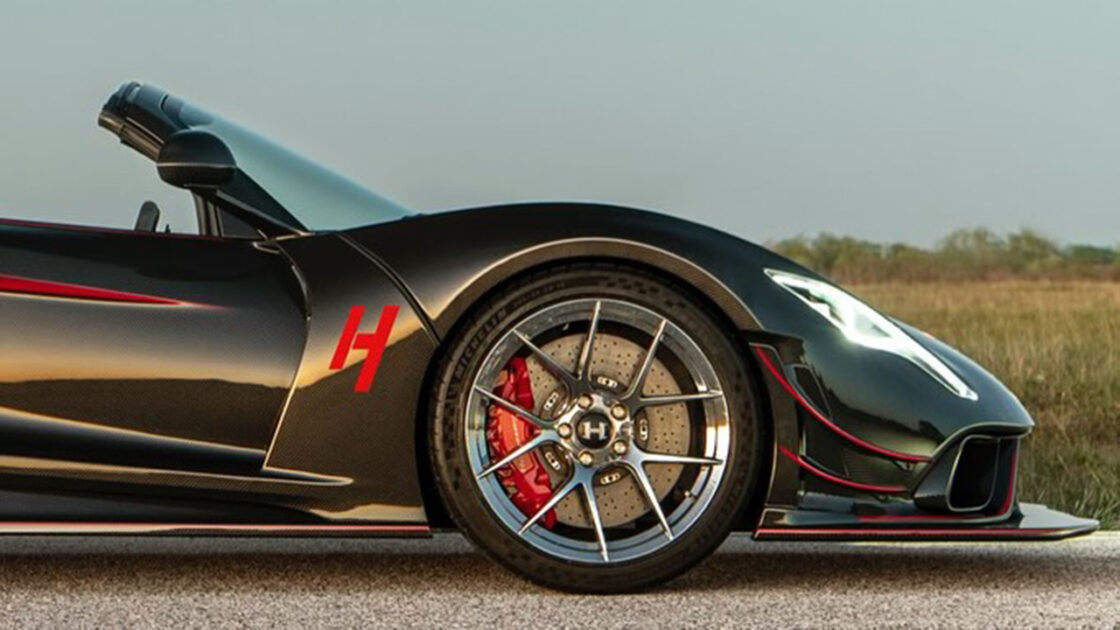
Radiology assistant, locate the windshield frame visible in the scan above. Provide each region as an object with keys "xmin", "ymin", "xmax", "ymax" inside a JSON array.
[{"xmin": 100, "ymin": 83, "xmax": 415, "ymax": 236}]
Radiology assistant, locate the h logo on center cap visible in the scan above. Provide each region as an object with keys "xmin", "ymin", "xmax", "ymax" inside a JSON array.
[{"xmin": 576, "ymin": 415, "xmax": 611, "ymax": 448}]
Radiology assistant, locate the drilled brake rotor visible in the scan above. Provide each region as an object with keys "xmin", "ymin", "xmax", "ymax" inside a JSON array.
[{"xmin": 525, "ymin": 333, "xmax": 690, "ymax": 528}]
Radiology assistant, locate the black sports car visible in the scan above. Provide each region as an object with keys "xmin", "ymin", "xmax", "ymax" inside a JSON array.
[{"xmin": 0, "ymin": 82, "xmax": 1097, "ymax": 592}]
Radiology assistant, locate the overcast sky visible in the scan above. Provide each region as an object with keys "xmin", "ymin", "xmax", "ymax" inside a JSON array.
[{"xmin": 0, "ymin": 1, "xmax": 1116, "ymax": 246}]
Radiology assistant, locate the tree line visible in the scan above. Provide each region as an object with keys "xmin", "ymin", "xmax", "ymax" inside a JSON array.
[{"xmin": 768, "ymin": 229, "xmax": 1119, "ymax": 283}]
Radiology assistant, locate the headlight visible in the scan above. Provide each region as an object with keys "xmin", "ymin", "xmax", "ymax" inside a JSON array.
[{"xmin": 765, "ymin": 269, "xmax": 978, "ymax": 401}]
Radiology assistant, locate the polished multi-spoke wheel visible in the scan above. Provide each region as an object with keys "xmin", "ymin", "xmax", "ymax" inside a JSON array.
[
  {"xmin": 430, "ymin": 264, "xmax": 764, "ymax": 592},
  {"xmin": 468, "ymin": 298, "xmax": 730, "ymax": 564}
]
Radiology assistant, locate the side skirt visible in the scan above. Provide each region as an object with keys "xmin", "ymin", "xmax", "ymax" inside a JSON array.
[{"xmin": 0, "ymin": 522, "xmax": 431, "ymax": 537}]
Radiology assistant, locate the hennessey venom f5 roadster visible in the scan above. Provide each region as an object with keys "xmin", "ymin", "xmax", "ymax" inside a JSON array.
[{"xmin": 0, "ymin": 82, "xmax": 1097, "ymax": 592}]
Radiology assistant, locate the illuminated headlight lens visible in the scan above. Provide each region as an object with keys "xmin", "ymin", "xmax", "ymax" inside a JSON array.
[{"xmin": 765, "ymin": 269, "xmax": 978, "ymax": 401}]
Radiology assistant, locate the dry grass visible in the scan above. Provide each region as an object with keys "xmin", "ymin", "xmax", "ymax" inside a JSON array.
[{"xmin": 851, "ymin": 280, "xmax": 1120, "ymax": 528}]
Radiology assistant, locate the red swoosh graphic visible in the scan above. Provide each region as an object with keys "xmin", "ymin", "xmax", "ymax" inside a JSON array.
[
  {"xmin": 754, "ymin": 345, "xmax": 930, "ymax": 463},
  {"xmin": 0, "ymin": 273, "xmax": 194, "ymax": 306}
]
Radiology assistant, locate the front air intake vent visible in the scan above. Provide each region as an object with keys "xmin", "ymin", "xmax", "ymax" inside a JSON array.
[{"xmin": 947, "ymin": 436, "xmax": 1000, "ymax": 511}]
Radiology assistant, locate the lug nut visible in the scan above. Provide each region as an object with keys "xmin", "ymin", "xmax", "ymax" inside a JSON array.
[
  {"xmin": 578, "ymin": 451, "xmax": 595, "ymax": 466},
  {"xmin": 610, "ymin": 404, "xmax": 628, "ymax": 420},
  {"xmin": 611, "ymin": 441, "xmax": 629, "ymax": 455},
  {"xmin": 557, "ymin": 423, "xmax": 573, "ymax": 438},
  {"xmin": 577, "ymin": 395, "xmax": 594, "ymax": 410}
]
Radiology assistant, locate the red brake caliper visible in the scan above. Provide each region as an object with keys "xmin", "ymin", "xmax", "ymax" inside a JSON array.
[{"xmin": 485, "ymin": 356, "xmax": 556, "ymax": 529}]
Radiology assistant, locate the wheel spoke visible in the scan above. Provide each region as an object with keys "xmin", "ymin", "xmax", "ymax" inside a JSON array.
[
  {"xmin": 472, "ymin": 386, "xmax": 551, "ymax": 429},
  {"xmin": 634, "ymin": 390, "xmax": 723, "ymax": 413},
  {"xmin": 478, "ymin": 433, "xmax": 551, "ymax": 479},
  {"xmin": 624, "ymin": 319, "xmax": 668, "ymax": 399},
  {"xmin": 638, "ymin": 451, "xmax": 723, "ymax": 467},
  {"xmin": 623, "ymin": 462, "xmax": 674, "ymax": 541},
  {"xmin": 581, "ymin": 481, "xmax": 610, "ymax": 562},
  {"xmin": 518, "ymin": 476, "xmax": 580, "ymax": 535},
  {"xmin": 512, "ymin": 330, "xmax": 578, "ymax": 389},
  {"xmin": 575, "ymin": 301, "xmax": 602, "ymax": 381}
]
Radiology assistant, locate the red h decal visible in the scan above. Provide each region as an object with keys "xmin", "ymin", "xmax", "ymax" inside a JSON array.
[{"xmin": 330, "ymin": 305, "xmax": 400, "ymax": 392}]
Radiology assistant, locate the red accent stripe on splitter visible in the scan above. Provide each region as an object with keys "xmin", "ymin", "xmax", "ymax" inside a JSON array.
[
  {"xmin": 857, "ymin": 512, "xmax": 976, "ymax": 522},
  {"xmin": 754, "ymin": 346, "xmax": 930, "ymax": 463},
  {"xmin": 0, "ymin": 274, "xmax": 193, "ymax": 306},
  {"xmin": 779, "ymin": 445, "xmax": 908, "ymax": 494},
  {"xmin": 755, "ymin": 526, "xmax": 1057, "ymax": 538}
]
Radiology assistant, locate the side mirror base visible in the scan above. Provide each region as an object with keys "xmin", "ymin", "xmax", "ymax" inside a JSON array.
[{"xmin": 156, "ymin": 130, "xmax": 236, "ymax": 189}]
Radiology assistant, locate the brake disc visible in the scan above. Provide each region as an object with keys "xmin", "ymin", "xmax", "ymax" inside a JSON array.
[{"xmin": 525, "ymin": 333, "xmax": 690, "ymax": 528}]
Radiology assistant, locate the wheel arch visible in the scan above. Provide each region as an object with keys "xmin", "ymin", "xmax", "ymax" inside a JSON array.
[{"xmin": 425, "ymin": 238, "xmax": 762, "ymax": 338}]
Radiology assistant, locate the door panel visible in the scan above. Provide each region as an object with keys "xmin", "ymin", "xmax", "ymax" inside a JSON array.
[{"xmin": 0, "ymin": 221, "xmax": 306, "ymax": 473}]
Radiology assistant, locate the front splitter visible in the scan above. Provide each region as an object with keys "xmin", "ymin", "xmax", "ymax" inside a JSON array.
[{"xmin": 754, "ymin": 503, "xmax": 1099, "ymax": 542}]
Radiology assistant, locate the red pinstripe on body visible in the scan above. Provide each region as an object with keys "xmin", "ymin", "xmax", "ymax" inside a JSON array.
[
  {"xmin": 778, "ymin": 445, "xmax": 908, "ymax": 494},
  {"xmin": 0, "ymin": 273, "xmax": 200, "ymax": 306}
]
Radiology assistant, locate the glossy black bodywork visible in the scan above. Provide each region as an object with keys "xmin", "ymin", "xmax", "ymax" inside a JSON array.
[
  {"xmin": 0, "ymin": 223, "xmax": 303, "ymax": 464},
  {"xmin": 0, "ymin": 82, "xmax": 1096, "ymax": 540}
]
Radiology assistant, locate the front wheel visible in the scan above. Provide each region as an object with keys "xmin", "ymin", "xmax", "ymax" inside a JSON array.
[{"xmin": 429, "ymin": 264, "xmax": 765, "ymax": 592}]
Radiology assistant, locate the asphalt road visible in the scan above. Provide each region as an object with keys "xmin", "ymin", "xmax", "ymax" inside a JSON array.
[{"xmin": 0, "ymin": 532, "xmax": 1116, "ymax": 628}]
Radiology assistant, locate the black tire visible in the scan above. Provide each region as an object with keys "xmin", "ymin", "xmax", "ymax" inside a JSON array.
[{"xmin": 428, "ymin": 262, "xmax": 765, "ymax": 593}]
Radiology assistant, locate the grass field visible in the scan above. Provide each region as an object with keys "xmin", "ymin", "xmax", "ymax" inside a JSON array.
[{"xmin": 850, "ymin": 281, "xmax": 1120, "ymax": 528}]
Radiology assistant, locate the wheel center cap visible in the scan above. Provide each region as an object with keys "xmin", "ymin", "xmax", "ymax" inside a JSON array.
[{"xmin": 575, "ymin": 413, "xmax": 612, "ymax": 449}]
